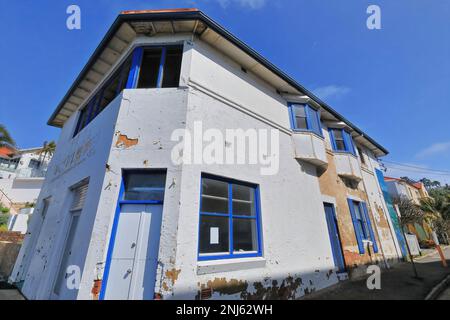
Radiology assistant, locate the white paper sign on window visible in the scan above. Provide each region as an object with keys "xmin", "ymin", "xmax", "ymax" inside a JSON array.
[{"xmin": 210, "ymin": 227, "xmax": 219, "ymax": 245}]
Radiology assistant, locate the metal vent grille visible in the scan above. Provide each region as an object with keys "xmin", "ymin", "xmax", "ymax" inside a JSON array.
[{"xmin": 71, "ymin": 183, "xmax": 89, "ymax": 211}]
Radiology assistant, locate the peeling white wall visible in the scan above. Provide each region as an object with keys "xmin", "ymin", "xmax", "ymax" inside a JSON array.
[
  {"xmin": 16, "ymin": 34, "xmax": 398, "ymax": 300},
  {"xmin": 17, "ymin": 93, "xmax": 122, "ymax": 299}
]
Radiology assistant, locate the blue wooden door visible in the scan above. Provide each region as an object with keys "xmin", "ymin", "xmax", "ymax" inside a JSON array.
[
  {"xmin": 105, "ymin": 204, "xmax": 163, "ymax": 300},
  {"xmin": 324, "ymin": 203, "xmax": 346, "ymax": 272}
]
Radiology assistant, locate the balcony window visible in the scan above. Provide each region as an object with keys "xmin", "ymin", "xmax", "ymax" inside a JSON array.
[
  {"xmin": 73, "ymin": 45, "xmax": 183, "ymax": 137},
  {"xmin": 288, "ymin": 103, "xmax": 322, "ymax": 136},
  {"xmin": 329, "ymin": 128, "xmax": 356, "ymax": 155}
]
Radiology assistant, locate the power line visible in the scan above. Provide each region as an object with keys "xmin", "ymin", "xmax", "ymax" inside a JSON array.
[{"xmin": 381, "ymin": 160, "xmax": 450, "ymax": 175}]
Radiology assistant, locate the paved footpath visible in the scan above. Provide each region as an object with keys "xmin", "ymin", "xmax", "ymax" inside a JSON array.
[
  {"xmin": 438, "ymin": 286, "xmax": 450, "ymax": 300},
  {"xmin": 303, "ymin": 246, "xmax": 450, "ymax": 300},
  {"xmin": 0, "ymin": 248, "xmax": 448, "ymax": 301}
]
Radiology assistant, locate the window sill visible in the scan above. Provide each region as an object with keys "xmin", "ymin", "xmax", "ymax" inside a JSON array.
[
  {"xmin": 332, "ymin": 150, "xmax": 357, "ymax": 157},
  {"xmin": 292, "ymin": 129, "xmax": 324, "ymax": 140},
  {"xmin": 197, "ymin": 257, "xmax": 266, "ymax": 275}
]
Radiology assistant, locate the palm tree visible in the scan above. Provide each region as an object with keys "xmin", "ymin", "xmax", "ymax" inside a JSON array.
[
  {"xmin": 38, "ymin": 141, "xmax": 56, "ymax": 167},
  {"xmin": 420, "ymin": 195, "xmax": 450, "ymax": 244},
  {"xmin": 394, "ymin": 197, "xmax": 425, "ymax": 278},
  {"xmin": 0, "ymin": 124, "xmax": 15, "ymax": 148}
]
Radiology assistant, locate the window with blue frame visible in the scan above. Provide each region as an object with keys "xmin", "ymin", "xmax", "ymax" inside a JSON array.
[
  {"xmin": 288, "ymin": 103, "xmax": 322, "ymax": 136},
  {"xmin": 347, "ymin": 199, "xmax": 379, "ymax": 254},
  {"xmin": 198, "ymin": 175, "xmax": 262, "ymax": 260},
  {"xmin": 123, "ymin": 170, "xmax": 167, "ymax": 202},
  {"xmin": 352, "ymin": 201, "xmax": 370, "ymax": 240},
  {"xmin": 329, "ymin": 128, "xmax": 356, "ymax": 155},
  {"xmin": 73, "ymin": 45, "xmax": 183, "ymax": 137}
]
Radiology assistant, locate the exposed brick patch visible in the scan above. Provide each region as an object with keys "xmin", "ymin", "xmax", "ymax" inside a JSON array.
[{"xmin": 0, "ymin": 231, "xmax": 24, "ymax": 243}]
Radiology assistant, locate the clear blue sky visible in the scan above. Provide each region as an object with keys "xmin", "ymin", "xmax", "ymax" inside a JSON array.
[{"xmin": 1, "ymin": 0, "xmax": 449, "ymax": 183}]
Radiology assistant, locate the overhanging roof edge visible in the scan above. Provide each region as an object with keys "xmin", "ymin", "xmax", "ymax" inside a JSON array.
[{"xmin": 47, "ymin": 9, "xmax": 389, "ymax": 156}]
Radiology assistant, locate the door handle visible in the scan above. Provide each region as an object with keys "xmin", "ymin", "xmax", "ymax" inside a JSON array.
[
  {"xmin": 127, "ymin": 269, "xmax": 132, "ymax": 274},
  {"xmin": 131, "ymin": 242, "xmax": 136, "ymax": 249}
]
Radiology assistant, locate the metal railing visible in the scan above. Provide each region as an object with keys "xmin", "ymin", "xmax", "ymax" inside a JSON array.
[{"xmin": 15, "ymin": 167, "xmax": 47, "ymax": 178}]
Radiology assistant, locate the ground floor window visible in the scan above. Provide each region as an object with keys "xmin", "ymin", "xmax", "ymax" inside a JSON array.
[
  {"xmin": 198, "ymin": 174, "xmax": 262, "ymax": 260},
  {"xmin": 347, "ymin": 199, "xmax": 379, "ymax": 254},
  {"xmin": 123, "ymin": 170, "xmax": 166, "ymax": 202}
]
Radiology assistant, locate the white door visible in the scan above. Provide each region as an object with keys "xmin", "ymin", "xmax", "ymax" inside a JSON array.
[{"xmin": 105, "ymin": 204, "xmax": 163, "ymax": 300}]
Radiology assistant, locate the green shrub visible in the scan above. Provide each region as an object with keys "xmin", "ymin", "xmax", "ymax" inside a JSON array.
[
  {"xmin": 1, "ymin": 206, "xmax": 10, "ymax": 214},
  {"xmin": 0, "ymin": 213, "xmax": 10, "ymax": 227}
]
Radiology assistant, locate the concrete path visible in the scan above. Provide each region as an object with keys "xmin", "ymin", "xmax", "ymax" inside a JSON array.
[
  {"xmin": 0, "ymin": 289, "xmax": 25, "ymax": 300},
  {"xmin": 0, "ymin": 282, "xmax": 25, "ymax": 300},
  {"xmin": 303, "ymin": 246, "xmax": 450, "ymax": 300},
  {"xmin": 438, "ymin": 286, "xmax": 450, "ymax": 300}
]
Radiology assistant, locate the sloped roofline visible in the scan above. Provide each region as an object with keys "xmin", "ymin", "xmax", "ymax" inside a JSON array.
[{"xmin": 47, "ymin": 8, "xmax": 389, "ymax": 156}]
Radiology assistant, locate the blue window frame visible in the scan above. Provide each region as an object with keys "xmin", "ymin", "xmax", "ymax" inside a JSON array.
[
  {"xmin": 288, "ymin": 103, "xmax": 322, "ymax": 136},
  {"xmin": 198, "ymin": 174, "xmax": 262, "ymax": 261},
  {"xmin": 347, "ymin": 199, "xmax": 379, "ymax": 254},
  {"xmin": 329, "ymin": 128, "xmax": 356, "ymax": 155},
  {"xmin": 73, "ymin": 45, "xmax": 183, "ymax": 137}
]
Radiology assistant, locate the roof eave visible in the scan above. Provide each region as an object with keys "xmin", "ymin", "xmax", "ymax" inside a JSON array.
[{"xmin": 47, "ymin": 9, "xmax": 389, "ymax": 156}]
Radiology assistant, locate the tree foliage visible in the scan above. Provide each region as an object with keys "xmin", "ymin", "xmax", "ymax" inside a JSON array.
[
  {"xmin": 0, "ymin": 124, "xmax": 15, "ymax": 148},
  {"xmin": 393, "ymin": 197, "xmax": 425, "ymax": 227}
]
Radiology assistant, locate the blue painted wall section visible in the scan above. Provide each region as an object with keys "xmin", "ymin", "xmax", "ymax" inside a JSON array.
[{"xmin": 375, "ymin": 169, "xmax": 408, "ymax": 258}]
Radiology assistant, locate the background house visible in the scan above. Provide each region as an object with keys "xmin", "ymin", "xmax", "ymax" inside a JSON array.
[{"xmin": 384, "ymin": 177, "xmax": 436, "ymax": 247}]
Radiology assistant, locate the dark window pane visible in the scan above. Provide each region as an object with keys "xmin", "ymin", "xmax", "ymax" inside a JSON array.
[
  {"xmin": 137, "ymin": 48, "xmax": 161, "ymax": 88},
  {"xmin": 335, "ymin": 140, "xmax": 346, "ymax": 151},
  {"xmin": 202, "ymin": 178, "xmax": 228, "ymax": 198},
  {"xmin": 232, "ymin": 184, "xmax": 253, "ymax": 201},
  {"xmin": 333, "ymin": 130, "xmax": 346, "ymax": 151},
  {"xmin": 233, "ymin": 218, "xmax": 258, "ymax": 253},
  {"xmin": 293, "ymin": 105, "xmax": 308, "ymax": 129},
  {"xmin": 98, "ymin": 72, "xmax": 122, "ymax": 112},
  {"xmin": 358, "ymin": 147, "xmax": 366, "ymax": 164},
  {"xmin": 295, "ymin": 117, "xmax": 308, "ymax": 130},
  {"xmin": 232, "ymin": 184, "xmax": 255, "ymax": 216},
  {"xmin": 333, "ymin": 129, "xmax": 343, "ymax": 140},
  {"xmin": 117, "ymin": 56, "xmax": 133, "ymax": 92},
  {"xmin": 75, "ymin": 107, "xmax": 89, "ymax": 135},
  {"xmin": 162, "ymin": 47, "xmax": 182, "ymax": 88},
  {"xmin": 199, "ymin": 215, "xmax": 229, "ymax": 254},
  {"xmin": 353, "ymin": 202, "xmax": 362, "ymax": 219},
  {"xmin": 201, "ymin": 178, "xmax": 229, "ymax": 214},
  {"xmin": 124, "ymin": 172, "xmax": 166, "ymax": 201},
  {"xmin": 201, "ymin": 196, "xmax": 228, "ymax": 214}
]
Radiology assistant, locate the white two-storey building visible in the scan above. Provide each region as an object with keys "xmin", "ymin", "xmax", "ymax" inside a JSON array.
[{"xmin": 12, "ymin": 9, "xmax": 404, "ymax": 300}]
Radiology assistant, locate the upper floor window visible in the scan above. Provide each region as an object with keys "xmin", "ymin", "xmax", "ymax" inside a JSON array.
[
  {"xmin": 198, "ymin": 174, "xmax": 262, "ymax": 261},
  {"xmin": 288, "ymin": 103, "xmax": 322, "ymax": 136},
  {"xmin": 73, "ymin": 45, "xmax": 183, "ymax": 137},
  {"xmin": 357, "ymin": 147, "xmax": 366, "ymax": 165},
  {"xmin": 329, "ymin": 128, "xmax": 356, "ymax": 155},
  {"xmin": 28, "ymin": 159, "xmax": 42, "ymax": 169}
]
